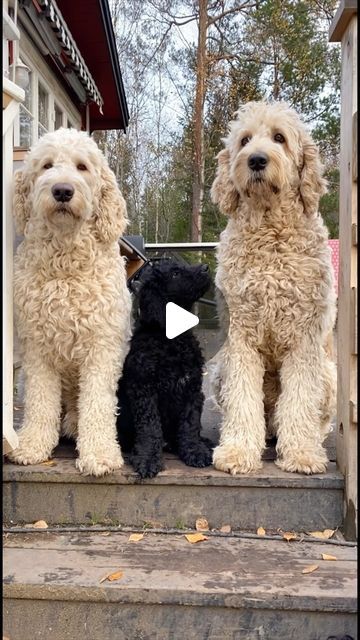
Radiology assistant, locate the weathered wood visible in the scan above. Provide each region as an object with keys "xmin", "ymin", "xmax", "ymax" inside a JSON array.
[
  {"xmin": 329, "ymin": 0, "xmax": 357, "ymax": 42},
  {"xmin": 351, "ymin": 286, "xmax": 357, "ymax": 355},
  {"xmin": 353, "ymin": 111, "xmax": 357, "ymax": 181},
  {"xmin": 331, "ymin": 7, "xmax": 358, "ymax": 540},
  {"xmin": 3, "ymin": 532, "xmax": 357, "ymax": 640},
  {"xmin": 3, "ymin": 453, "xmax": 344, "ymax": 531},
  {"xmin": 351, "ymin": 222, "xmax": 357, "ymax": 246}
]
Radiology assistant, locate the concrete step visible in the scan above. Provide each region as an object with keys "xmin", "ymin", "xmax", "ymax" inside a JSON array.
[
  {"xmin": 4, "ymin": 442, "xmax": 344, "ymax": 532},
  {"xmin": 3, "ymin": 529, "xmax": 356, "ymax": 640}
]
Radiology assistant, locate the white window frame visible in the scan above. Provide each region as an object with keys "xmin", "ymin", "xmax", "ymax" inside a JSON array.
[{"xmin": 13, "ymin": 29, "xmax": 81, "ymax": 149}]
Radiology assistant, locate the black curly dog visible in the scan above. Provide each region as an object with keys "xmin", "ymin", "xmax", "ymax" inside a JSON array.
[{"xmin": 116, "ymin": 258, "xmax": 213, "ymax": 478}]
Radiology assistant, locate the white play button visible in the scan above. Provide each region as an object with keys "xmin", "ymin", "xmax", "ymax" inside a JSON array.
[{"xmin": 166, "ymin": 302, "xmax": 199, "ymax": 339}]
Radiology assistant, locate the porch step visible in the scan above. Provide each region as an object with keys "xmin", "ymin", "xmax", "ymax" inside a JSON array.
[
  {"xmin": 3, "ymin": 530, "xmax": 356, "ymax": 640},
  {"xmin": 3, "ymin": 444, "xmax": 344, "ymax": 532}
]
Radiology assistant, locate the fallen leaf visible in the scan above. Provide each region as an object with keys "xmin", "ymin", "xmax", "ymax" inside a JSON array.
[
  {"xmin": 99, "ymin": 570, "xmax": 123, "ymax": 583},
  {"xmin": 33, "ymin": 520, "xmax": 48, "ymax": 529},
  {"xmin": 128, "ymin": 533, "xmax": 144, "ymax": 543},
  {"xmin": 307, "ymin": 529, "xmax": 335, "ymax": 539},
  {"xmin": 41, "ymin": 460, "xmax": 57, "ymax": 467},
  {"xmin": 302, "ymin": 564, "xmax": 319, "ymax": 574},
  {"xmin": 185, "ymin": 533, "xmax": 208, "ymax": 544},
  {"xmin": 257, "ymin": 527, "xmax": 266, "ymax": 536},
  {"xmin": 100, "ymin": 531, "xmax": 111, "ymax": 537},
  {"xmin": 321, "ymin": 553, "xmax": 337, "ymax": 561},
  {"xmin": 283, "ymin": 532, "xmax": 297, "ymax": 542},
  {"xmin": 195, "ymin": 517, "xmax": 209, "ymax": 531},
  {"xmin": 220, "ymin": 524, "xmax": 231, "ymax": 534}
]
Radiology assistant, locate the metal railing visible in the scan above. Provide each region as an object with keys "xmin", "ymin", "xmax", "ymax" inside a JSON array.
[{"xmin": 145, "ymin": 242, "xmax": 218, "ymax": 251}]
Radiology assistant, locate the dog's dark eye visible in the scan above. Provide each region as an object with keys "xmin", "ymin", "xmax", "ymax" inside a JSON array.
[
  {"xmin": 241, "ymin": 136, "xmax": 251, "ymax": 147},
  {"xmin": 172, "ymin": 270, "xmax": 180, "ymax": 278},
  {"xmin": 274, "ymin": 133, "xmax": 285, "ymax": 143},
  {"xmin": 43, "ymin": 162, "xmax": 53, "ymax": 170},
  {"xmin": 77, "ymin": 163, "xmax": 87, "ymax": 171}
]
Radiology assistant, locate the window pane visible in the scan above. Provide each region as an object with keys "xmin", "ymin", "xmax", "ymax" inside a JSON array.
[
  {"xmin": 24, "ymin": 70, "xmax": 32, "ymax": 112},
  {"xmin": 19, "ymin": 105, "xmax": 33, "ymax": 148},
  {"xmin": 38, "ymin": 83, "xmax": 48, "ymax": 131},
  {"xmin": 38, "ymin": 122, "xmax": 48, "ymax": 139},
  {"xmin": 54, "ymin": 104, "xmax": 63, "ymax": 129},
  {"xmin": 19, "ymin": 71, "xmax": 33, "ymax": 148}
]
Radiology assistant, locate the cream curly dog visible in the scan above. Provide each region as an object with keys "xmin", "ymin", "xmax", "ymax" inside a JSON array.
[
  {"xmin": 8, "ymin": 128, "xmax": 131, "ymax": 476},
  {"xmin": 211, "ymin": 101, "xmax": 336, "ymax": 475}
]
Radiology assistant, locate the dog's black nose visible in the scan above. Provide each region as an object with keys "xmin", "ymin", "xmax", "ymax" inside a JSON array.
[
  {"xmin": 51, "ymin": 183, "xmax": 74, "ymax": 202},
  {"xmin": 248, "ymin": 153, "xmax": 268, "ymax": 171}
]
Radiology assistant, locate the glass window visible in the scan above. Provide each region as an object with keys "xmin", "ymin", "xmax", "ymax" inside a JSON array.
[
  {"xmin": 54, "ymin": 103, "xmax": 64, "ymax": 129},
  {"xmin": 19, "ymin": 71, "xmax": 33, "ymax": 148},
  {"xmin": 38, "ymin": 83, "xmax": 49, "ymax": 138}
]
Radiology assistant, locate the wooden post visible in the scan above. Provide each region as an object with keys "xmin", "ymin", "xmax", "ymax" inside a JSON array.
[
  {"xmin": 329, "ymin": 0, "xmax": 357, "ymax": 540},
  {"xmin": 2, "ymin": 78, "xmax": 25, "ymax": 454}
]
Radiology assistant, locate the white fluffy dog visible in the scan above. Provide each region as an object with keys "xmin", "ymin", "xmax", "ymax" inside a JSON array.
[
  {"xmin": 210, "ymin": 101, "xmax": 337, "ymax": 475},
  {"xmin": 8, "ymin": 128, "xmax": 131, "ymax": 476}
]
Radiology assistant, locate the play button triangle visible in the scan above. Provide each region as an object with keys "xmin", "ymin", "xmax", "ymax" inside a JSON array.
[{"xmin": 166, "ymin": 302, "xmax": 199, "ymax": 339}]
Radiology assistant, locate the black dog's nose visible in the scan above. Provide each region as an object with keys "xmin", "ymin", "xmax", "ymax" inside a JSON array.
[
  {"xmin": 200, "ymin": 264, "xmax": 209, "ymax": 272},
  {"xmin": 51, "ymin": 183, "xmax": 74, "ymax": 202},
  {"xmin": 248, "ymin": 153, "xmax": 268, "ymax": 171}
]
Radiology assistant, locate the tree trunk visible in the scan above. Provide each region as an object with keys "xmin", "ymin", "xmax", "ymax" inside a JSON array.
[{"xmin": 191, "ymin": 0, "xmax": 208, "ymax": 243}]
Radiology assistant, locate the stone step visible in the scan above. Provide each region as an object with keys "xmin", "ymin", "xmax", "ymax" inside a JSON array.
[
  {"xmin": 3, "ymin": 529, "xmax": 356, "ymax": 640},
  {"xmin": 4, "ymin": 442, "xmax": 344, "ymax": 532}
]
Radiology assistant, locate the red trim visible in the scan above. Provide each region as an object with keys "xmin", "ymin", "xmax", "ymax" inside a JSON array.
[
  {"xmin": 57, "ymin": 0, "xmax": 128, "ymax": 131},
  {"xmin": 8, "ymin": 40, "xmax": 14, "ymax": 66}
]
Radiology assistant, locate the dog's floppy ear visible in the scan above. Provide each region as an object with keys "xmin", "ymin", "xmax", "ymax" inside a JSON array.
[
  {"xmin": 13, "ymin": 169, "xmax": 32, "ymax": 234},
  {"xmin": 95, "ymin": 162, "xmax": 128, "ymax": 243},
  {"xmin": 139, "ymin": 280, "xmax": 166, "ymax": 327},
  {"xmin": 299, "ymin": 136, "xmax": 327, "ymax": 216},
  {"xmin": 211, "ymin": 148, "xmax": 240, "ymax": 216}
]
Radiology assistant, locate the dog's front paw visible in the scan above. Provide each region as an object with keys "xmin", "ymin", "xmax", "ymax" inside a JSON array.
[
  {"xmin": 275, "ymin": 448, "xmax": 328, "ymax": 475},
  {"xmin": 76, "ymin": 449, "xmax": 124, "ymax": 477},
  {"xmin": 7, "ymin": 445, "xmax": 50, "ymax": 466},
  {"xmin": 213, "ymin": 443, "xmax": 262, "ymax": 475},
  {"xmin": 131, "ymin": 454, "xmax": 164, "ymax": 479},
  {"xmin": 6, "ymin": 431, "xmax": 55, "ymax": 466},
  {"xmin": 179, "ymin": 442, "xmax": 213, "ymax": 468}
]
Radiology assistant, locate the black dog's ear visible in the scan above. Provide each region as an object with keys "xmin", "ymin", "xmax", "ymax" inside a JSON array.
[{"xmin": 139, "ymin": 281, "xmax": 166, "ymax": 327}]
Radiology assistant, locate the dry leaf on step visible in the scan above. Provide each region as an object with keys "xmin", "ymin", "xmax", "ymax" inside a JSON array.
[
  {"xmin": 33, "ymin": 520, "xmax": 48, "ymax": 529},
  {"xmin": 307, "ymin": 529, "xmax": 335, "ymax": 539},
  {"xmin": 195, "ymin": 518, "xmax": 209, "ymax": 531},
  {"xmin": 100, "ymin": 532, "xmax": 111, "ymax": 537},
  {"xmin": 185, "ymin": 533, "xmax": 208, "ymax": 544},
  {"xmin": 301, "ymin": 564, "xmax": 319, "ymax": 574},
  {"xmin": 41, "ymin": 460, "xmax": 57, "ymax": 467},
  {"xmin": 283, "ymin": 532, "xmax": 297, "ymax": 541},
  {"xmin": 321, "ymin": 553, "xmax": 337, "ymax": 561},
  {"xmin": 99, "ymin": 570, "xmax": 124, "ymax": 583},
  {"xmin": 257, "ymin": 527, "xmax": 266, "ymax": 536},
  {"xmin": 128, "ymin": 533, "xmax": 144, "ymax": 543},
  {"xmin": 220, "ymin": 525, "xmax": 231, "ymax": 534}
]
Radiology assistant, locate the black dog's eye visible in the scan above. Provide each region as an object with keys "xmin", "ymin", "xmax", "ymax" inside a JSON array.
[
  {"xmin": 274, "ymin": 133, "xmax": 285, "ymax": 143},
  {"xmin": 241, "ymin": 136, "xmax": 251, "ymax": 147},
  {"xmin": 43, "ymin": 162, "xmax": 53, "ymax": 170},
  {"xmin": 172, "ymin": 270, "xmax": 180, "ymax": 278},
  {"xmin": 77, "ymin": 163, "xmax": 87, "ymax": 171}
]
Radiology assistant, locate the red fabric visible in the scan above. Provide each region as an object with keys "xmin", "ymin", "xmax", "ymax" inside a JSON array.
[{"xmin": 328, "ymin": 239, "xmax": 339, "ymax": 295}]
